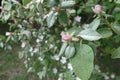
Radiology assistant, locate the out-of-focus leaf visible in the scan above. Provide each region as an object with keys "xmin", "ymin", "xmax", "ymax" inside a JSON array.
[
  {"xmin": 89, "ymin": 18, "xmax": 101, "ymax": 30},
  {"xmin": 97, "ymin": 28, "xmax": 113, "ymax": 38},
  {"xmin": 59, "ymin": 42, "xmax": 68, "ymax": 56},
  {"xmin": 60, "ymin": 1, "xmax": 75, "ymax": 8},
  {"xmin": 70, "ymin": 44, "xmax": 94, "ymax": 80},
  {"xmin": 112, "ymin": 47, "xmax": 120, "ymax": 59},
  {"xmin": 22, "ymin": 0, "xmax": 31, "ymax": 5},
  {"xmin": 111, "ymin": 24, "xmax": 120, "ymax": 35},
  {"xmin": 59, "ymin": 10, "xmax": 68, "ymax": 25},
  {"xmin": 47, "ymin": 12, "xmax": 57, "ymax": 28}
]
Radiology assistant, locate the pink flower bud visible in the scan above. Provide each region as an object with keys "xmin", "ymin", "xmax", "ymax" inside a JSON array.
[
  {"xmin": 93, "ymin": 4, "xmax": 102, "ymax": 14},
  {"xmin": 61, "ymin": 32, "xmax": 71, "ymax": 41}
]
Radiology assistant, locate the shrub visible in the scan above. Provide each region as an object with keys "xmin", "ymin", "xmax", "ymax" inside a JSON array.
[{"xmin": 0, "ymin": 0, "xmax": 120, "ymax": 80}]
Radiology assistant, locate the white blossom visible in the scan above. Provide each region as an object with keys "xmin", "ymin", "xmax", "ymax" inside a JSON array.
[
  {"xmin": 59, "ymin": 73, "xmax": 63, "ymax": 77},
  {"xmin": 29, "ymin": 47, "xmax": 33, "ymax": 52},
  {"xmin": 36, "ymin": 38, "xmax": 40, "ymax": 43},
  {"xmin": 36, "ymin": 0, "xmax": 41, "ymax": 3},
  {"xmin": 67, "ymin": 63, "xmax": 73, "ymax": 71},
  {"xmin": 82, "ymin": 24, "xmax": 89, "ymax": 29},
  {"xmin": 60, "ymin": 57, "xmax": 67, "ymax": 64},
  {"xmin": 53, "ymin": 68, "xmax": 58, "ymax": 74},
  {"xmin": 32, "ymin": 31, "xmax": 36, "ymax": 35},
  {"xmin": 76, "ymin": 77, "xmax": 81, "ymax": 80},
  {"xmin": 31, "ymin": 52, "xmax": 34, "ymax": 56},
  {"xmin": 28, "ymin": 58, "xmax": 31, "ymax": 61},
  {"xmin": 35, "ymin": 0, "xmax": 44, "ymax": 3},
  {"xmin": 6, "ymin": 32, "xmax": 11, "ymax": 36},
  {"xmin": 39, "ymin": 35, "xmax": 44, "ymax": 40},
  {"xmin": 54, "ymin": 55, "xmax": 60, "ymax": 61},
  {"xmin": 49, "ymin": 44, "xmax": 54, "ymax": 49},
  {"xmin": 45, "ymin": 40, "xmax": 48, "ymax": 43},
  {"xmin": 104, "ymin": 75, "xmax": 109, "ymax": 80},
  {"xmin": 18, "ymin": 24, "xmax": 22, "ymax": 28},
  {"xmin": 33, "ymin": 48, "xmax": 39, "ymax": 53},
  {"xmin": 110, "ymin": 74, "xmax": 115, "ymax": 79},
  {"xmin": 58, "ymin": 77, "xmax": 62, "ymax": 80},
  {"xmin": 21, "ymin": 42, "xmax": 26, "ymax": 48},
  {"xmin": 38, "ymin": 57, "xmax": 43, "ymax": 61},
  {"xmin": 74, "ymin": 16, "xmax": 81, "ymax": 22}
]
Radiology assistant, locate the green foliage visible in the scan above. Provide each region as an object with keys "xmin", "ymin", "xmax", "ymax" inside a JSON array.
[
  {"xmin": 97, "ymin": 28, "xmax": 113, "ymax": 38},
  {"xmin": 78, "ymin": 29, "xmax": 102, "ymax": 41},
  {"xmin": 1, "ymin": 0, "xmax": 120, "ymax": 80},
  {"xmin": 58, "ymin": 10, "xmax": 68, "ymax": 26},
  {"xmin": 47, "ymin": 11, "xmax": 57, "ymax": 28},
  {"xmin": 60, "ymin": 1, "xmax": 75, "ymax": 8},
  {"xmin": 89, "ymin": 18, "xmax": 101, "ymax": 30},
  {"xmin": 70, "ymin": 44, "xmax": 94, "ymax": 80},
  {"xmin": 112, "ymin": 47, "xmax": 120, "ymax": 58}
]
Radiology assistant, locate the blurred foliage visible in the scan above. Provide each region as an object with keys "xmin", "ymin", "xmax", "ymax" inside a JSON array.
[{"xmin": 0, "ymin": 0, "xmax": 120, "ymax": 80}]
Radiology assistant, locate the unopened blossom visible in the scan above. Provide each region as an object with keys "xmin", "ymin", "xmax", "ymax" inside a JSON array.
[
  {"xmin": 61, "ymin": 32, "xmax": 71, "ymax": 42},
  {"xmin": 93, "ymin": 4, "xmax": 102, "ymax": 14}
]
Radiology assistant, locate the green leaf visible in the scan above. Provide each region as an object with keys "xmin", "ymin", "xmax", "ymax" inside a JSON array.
[
  {"xmin": 78, "ymin": 29, "xmax": 102, "ymax": 41},
  {"xmin": 89, "ymin": 18, "xmax": 100, "ymax": 30},
  {"xmin": 112, "ymin": 47, "xmax": 120, "ymax": 59},
  {"xmin": 4, "ymin": 2, "xmax": 12, "ymax": 11},
  {"xmin": 97, "ymin": 28, "xmax": 113, "ymax": 38},
  {"xmin": 65, "ymin": 45, "xmax": 75, "ymax": 59},
  {"xmin": 19, "ymin": 52, "xmax": 24, "ymax": 59},
  {"xmin": 67, "ymin": 27, "xmax": 82, "ymax": 35},
  {"xmin": 59, "ymin": 10, "xmax": 68, "ymax": 25},
  {"xmin": 0, "ymin": 42, "xmax": 4, "ymax": 48},
  {"xmin": 47, "ymin": 0, "xmax": 59, "ymax": 7},
  {"xmin": 111, "ymin": 24, "xmax": 120, "ymax": 35},
  {"xmin": 64, "ymin": 71, "xmax": 75, "ymax": 80},
  {"xmin": 47, "ymin": 12, "xmax": 57, "ymax": 28},
  {"xmin": 70, "ymin": 44, "xmax": 94, "ymax": 80},
  {"xmin": 59, "ymin": 42, "xmax": 68, "ymax": 56},
  {"xmin": 3, "ymin": 12, "xmax": 11, "ymax": 21},
  {"xmin": 22, "ymin": 0, "xmax": 31, "ymax": 5},
  {"xmin": 115, "ymin": 0, "xmax": 120, "ymax": 4},
  {"xmin": 60, "ymin": 1, "xmax": 75, "ymax": 8}
]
